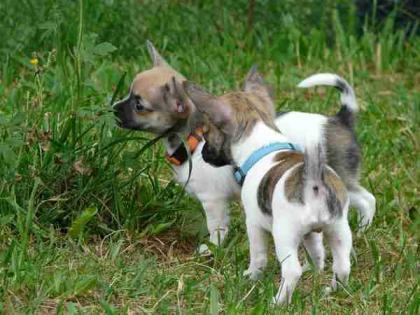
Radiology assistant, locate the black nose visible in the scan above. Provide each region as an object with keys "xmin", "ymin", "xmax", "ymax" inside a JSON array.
[
  {"xmin": 112, "ymin": 100, "xmax": 123, "ymax": 114},
  {"xmin": 112, "ymin": 99, "xmax": 126, "ymax": 127}
]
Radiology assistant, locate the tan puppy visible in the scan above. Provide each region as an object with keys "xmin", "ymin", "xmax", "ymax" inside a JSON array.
[{"xmin": 114, "ymin": 42, "xmax": 240, "ymax": 252}]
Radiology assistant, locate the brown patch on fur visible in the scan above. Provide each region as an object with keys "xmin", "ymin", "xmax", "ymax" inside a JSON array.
[
  {"xmin": 257, "ymin": 151, "xmax": 304, "ymax": 214},
  {"xmin": 243, "ymin": 66, "xmax": 276, "ymax": 117},
  {"xmin": 258, "ymin": 150, "xmax": 348, "ymax": 216},
  {"xmin": 273, "ymin": 151, "xmax": 304, "ymax": 167},
  {"xmin": 284, "ymin": 164, "xmax": 305, "ymax": 203},
  {"xmin": 221, "ymin": 92, "xmax": 278, "ymax": 141},
  {"xmin": 324, "ymin": 168, "xmax": 348, "ymax": 207},
  {"xmin": 185, "ymin": 81, "xmax": 280, "ymax": 168}
]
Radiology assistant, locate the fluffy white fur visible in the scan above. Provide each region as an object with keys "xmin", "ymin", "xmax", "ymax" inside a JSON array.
[
  {"xmin": 277, "ymin": 112, "xmax": 375, "ymax": 230},
  {"xmin": 166, "ymin": 141, "xmax": 240, "ymax": 253}
]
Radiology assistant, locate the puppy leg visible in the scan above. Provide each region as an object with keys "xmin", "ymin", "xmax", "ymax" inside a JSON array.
[
  {"xmin": 349, "ymin": 185, "xmax": 376, "ymax": 231},
  {"xmin": 243, "ymin": 222, "xmax": 268, "ymax": 280},
  {"xmin": 272, "ymin": 222, "xmax": 302, "ymax": 304},
  {"xmin": 303, "ymin": 232, "xmax": 325, "ymax": 271},
  {"xmin": 324, "ymin": 219, "xmax": 352, "ymax": 290},
  {"xmin": 199, "ymin": 198, "xmax": 230, "ymax": 253}
]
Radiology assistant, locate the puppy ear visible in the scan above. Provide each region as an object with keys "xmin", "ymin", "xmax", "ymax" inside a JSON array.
[
  {"xmin": 183, "ymin": 81, "xmax": 232, "ymax": 128},
  {"xmin": 243, "ymin": 65, "xmax": 276, "ymax": 117},
  {"xmin": 244, "ymin": 65, "xmax": 263, "ymax": 90},
  {"xmin": 244, "ymin": 65, "xmax": 275, "ymax": 98},
  {"xmin": 170, "ymin": 77, "xmax": 191, "ymax": 115},
  {"xmin": 158, "ymin": 77, "xmax": 193, "ymax": 118},
  {"xmin": 146, "ymin": 40, "xmax": 169, "ymax": 67}
]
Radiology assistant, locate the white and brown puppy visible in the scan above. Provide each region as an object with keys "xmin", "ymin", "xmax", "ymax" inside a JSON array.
[
  {"xmin": 113, "ymin": 42, "xmax": 375, "ymax": 253},
  {"xmin": 184, "ymin": 81, "xmax": 353, "ymax": 304}
]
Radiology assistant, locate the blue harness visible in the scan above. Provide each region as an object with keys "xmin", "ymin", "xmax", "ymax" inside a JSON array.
[{"xmin": 233, "ymin": 142, "xmax": 301, "ymax": 185}]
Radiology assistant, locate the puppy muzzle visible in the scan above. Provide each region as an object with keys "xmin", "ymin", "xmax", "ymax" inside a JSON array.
[
  {"xmin": 112, "ymin": 98, "xmax": 135, "ymax": 129},
  {"xmin": 202, "ymin": 143, "xmax": 231, "ymax": 167}
]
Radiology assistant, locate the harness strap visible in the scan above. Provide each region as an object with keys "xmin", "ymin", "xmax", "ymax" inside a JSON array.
[
  {"xmin": 165, "ymin": 128, "xmax": 203, "ymax": 166},
  {"xmin": 233, "ymin": 142, "xmax": 301, "ymax": 185}
]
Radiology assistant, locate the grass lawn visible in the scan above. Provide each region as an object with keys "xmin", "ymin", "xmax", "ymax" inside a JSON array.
[{"xmin": 0, "ymin": 1, "xmax": 418, "ymax": 314}]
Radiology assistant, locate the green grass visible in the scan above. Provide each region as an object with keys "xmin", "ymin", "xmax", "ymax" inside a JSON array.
[{"xmin": 0, "ymin": 0, "xmax": 419, "ymax": 314}]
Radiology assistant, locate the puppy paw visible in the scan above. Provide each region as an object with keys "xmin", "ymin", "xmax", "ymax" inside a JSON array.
[
  {"xmin": 197, "ymin": 244, "xmax": 212, "ymax": 256},
  {"xmin": 271, "ymin": 296, "xmax": 279, "ymax": 305},
  {"xmin": 302, "ymin": 262, "xmax": 312, "ymax": 273},
  {"xmin": 323, "ymin": 286, "xmax": 333, "ymax": 296},
  {"xmin": 271, "ymin": 294, "xmax": 287, "ymax": 305},
  {"xmin": 357, "ymin": 217, "xmax": 373, "ymax": 233},
  {"xmin": 243, "ymin": 268, "xmax": 263, "ymax": 281}
]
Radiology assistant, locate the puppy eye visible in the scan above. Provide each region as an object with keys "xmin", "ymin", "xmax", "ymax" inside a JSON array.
[
  {"xmin": 133, "ymin": 97, "xmax": 152, "ymax": 113},
  {"xmin": 135, "ymin": 100, "xmax": 145, "ymax": 112}
]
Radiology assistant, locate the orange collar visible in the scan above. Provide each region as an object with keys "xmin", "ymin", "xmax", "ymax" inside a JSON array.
[{"xmin": 165, "ymin": 128, "xmax": 203, "ymax": 166}]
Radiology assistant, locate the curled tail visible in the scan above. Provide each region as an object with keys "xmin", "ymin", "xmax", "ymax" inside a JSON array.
[
  {"xmin": 298, "ymin": 73, "xmax": 357, "ymax": 128},
  {"xmin": 303, "ymin": 144, "xmax": 343, "ymax": 218}
]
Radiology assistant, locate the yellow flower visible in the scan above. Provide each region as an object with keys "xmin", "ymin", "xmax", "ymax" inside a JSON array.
[{"xmin": 30, "ymin": 58, "xmax": 39, "ymax": 66}]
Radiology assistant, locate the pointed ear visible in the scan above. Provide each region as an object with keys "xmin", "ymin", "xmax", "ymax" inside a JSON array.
[
  {"xmin": 243, "ymin": 65, "xmax": 274, "ymax": 96},
  {"xmin": 170, "ymin": 76, "xmax": 191, "ymax": 115},
  {"xmin": 146, "ymin": 40, "xmax": 169, "ymax": 67},
  {"xmin": 243, "ymin": 65, "xmax": 276, "ymax": 117},
  {"xmin": 183, "ymin": 81, "xmax": 232, "ymax": 128},
  {"xmin": 244, "ymin": 65, "xmax": 262, "ymax": 89},
  {"xmin": 157, "ymin": 77, "xmax": 192, "ymax": 117},
  {"xmin": 170, "ymin": 77, "xmax": 187, "ymax": 101}
]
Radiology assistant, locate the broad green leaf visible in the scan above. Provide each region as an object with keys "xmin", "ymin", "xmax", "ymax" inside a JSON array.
[
  {"xmin": 10, "ymin": 112, "xmax": 25, "ymax": 125},
  {"xmin": 0, "ymin": 144, "xmax": 16, "ymax": 165},
  {"xmin": 66, "ymin": 302, "xmax": 78, "ymax": 315},
  {"xmin": 93, "ymin": 42, "xmax": 117, "ymax": 56},
  {"xmin": 68, "ymin": 207, "xmax": 98, "ymax": 238},
  {"xmin": 0, "ymin": 114, "xmax": 7, "ymax": 125},
  {"xmin": 210, "ymin": 284, "xmax": 220, "ymax": 315},
  {"xmin": 38, "ymin": 21, "xmax": 56, "ymax": 30},
  {"xmin": 73, "ymin": 276, "xmax": 97, "ymax": 296},
  {"xmin": 149, "ymin": 220, "xmax": 175, "ymax": 236},
  {"xmin": 6, "ymin": 136, "xmax": 24, "ymax": 147},
  {"xmin": 100, "ymin": 300, "xmax": 116, "ymax": 315},
  {"xmin": 0, "ymin": 214, "xmax": 15, "ymax": 226}
]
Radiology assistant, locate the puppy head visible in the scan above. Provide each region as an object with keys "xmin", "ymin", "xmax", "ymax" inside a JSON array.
[
  {"xmin": 113, "ymin": 41, "xmax": 194, "ymax": 134},
  {"xmin": 184, "ymin": 71, "xmax": 277, "ymax": 167},
  {"xmin": 200, "ymin": 119, "xmax": 234, "ymax": 167}
]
